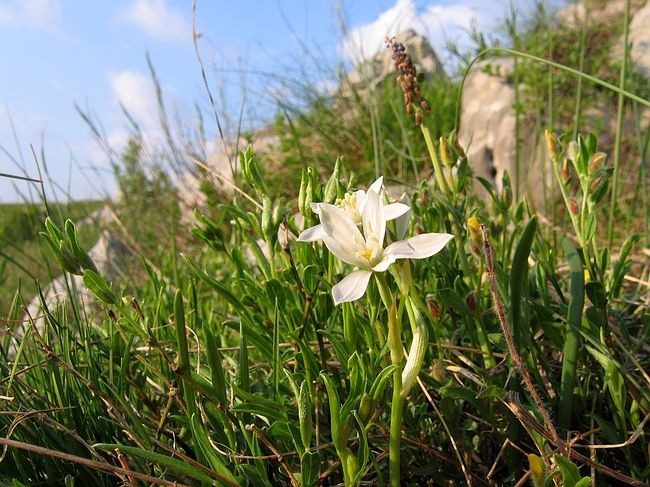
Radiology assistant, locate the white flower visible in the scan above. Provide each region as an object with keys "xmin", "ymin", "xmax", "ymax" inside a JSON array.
[
  {"xmin": 298, "ymin": 177, "xmax": 409, "ymax": 242},
  {"xmin": 315, "ymin": 188, "xmax": 453, "ymax": 305}
]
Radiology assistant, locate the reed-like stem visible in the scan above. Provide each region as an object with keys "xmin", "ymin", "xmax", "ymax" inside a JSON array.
[
  {"xmin": 376, "ymin": 272, "xmax": 404, "ymax": 487},
  {"xmin": 480, "ymin": 223, "xmax": 561, "ymax": 448}
]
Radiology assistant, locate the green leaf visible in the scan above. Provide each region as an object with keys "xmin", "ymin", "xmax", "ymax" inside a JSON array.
[
  {"xmin": 82, "ymin": 269, "xmax": 117, "ymax": 304},
  {"xmin": 320, "ymin": 373, "xmax": 346, "ymax": 452},
  {"xmin": 509, "ymin": 216, "xmax": 537, "ymax": 348},
  {"xmin": 93, "ymin": 443, "xmax": 232, "ymax": 485},
  {"xmin": 558, "ymin": 238, "xmax": 585, "ymax": 430},
  {"xmin": 65, "ymin": 219, "xmax": 97, "ymax": 273},
  {"xmin": 189, "ymin": 413, "xmax": 239, "ymax": 483},
  {"xmin": 205, "ymin": 327, "xmax": 228, "ymax": 406},
  {"xmin": 350, "ymin": 411, "xmax": 369, "ymax": 486},
  {"xmin": 554, "ymin": 454, "xmax": 581, "ymax": 487},
  {"xmin": 300, "ymin": 451, "xmax": 321, "ymax": 487},
  {"xmin": 609, "ymin": 233, "xmax": 640, "ymax": 298},
  {"xmin": 585, "ymin": 281, "xmax": 606, "ymax": 309},
  {"xmin": 369, "ymin": 364, "xmax": 398, "ymax": 402},
  {"xmin": 298, "ymin": 381, "xmax": 313, "ymax": 451}
]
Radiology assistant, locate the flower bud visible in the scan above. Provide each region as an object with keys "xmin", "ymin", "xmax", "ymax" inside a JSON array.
[
  {"xmin": 468, "ymin": 217, "xmax": 481, "ymax": 246},
  {"xmin": 426, "ymin": 297, "xmax": 440, "ymax": 320},
  {"xmin": 588, "ymin": 152, "xmax": 607, "ymax": 175},
  {"xmin": 561, "ymin": 158, "xmax": 571, "ymax": 182},
  {"xmin": 501, "ymin": 172, "xmax": 512, "ymax": 210},
  {"xmin": 431, "ymin": 359, "xmax": 445, "ymax": 382},
  {"xmin": 568, "ymin": 197, "xmax": 580, "ymax": 215},
  {"xmin": 261, "ymin": 196, "xmax": 273, "ymax": 240},
  {"xmin": 544, "ymin": 130, "xmax": 560, "ymax": 160},
  {"xmin": 358, "ymin": 393, "xmax": 374, "ymax": 423},
  {"xmin": 439, "ymin": 136, "xmax": 453, "ymax": 167},
  {"xmin": 527, "ymin": 454, "xmax": 546, "ymax": 485},
  {"xmin": 465, "ymin": 291, "xmax": 477, "ymax": 312},
  {"xmin": 567, "ymin": 140, "xmax": 579, "ymax": 163},
  {"xmin": 323, "ymin": 157, "xmax": 342, "ymax": 204}
]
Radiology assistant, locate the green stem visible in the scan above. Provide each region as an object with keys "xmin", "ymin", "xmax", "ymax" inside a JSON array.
[
  {"xmin": 376, "ymin": 272, "xmax": 404, "ymax": 486},
  {"xmin": 389, "ymin": 369, "xmax": 404, "ymax": 487},
  {"xmin": 421, "ymin": 125, "xmax": 451, "ymax": 197},
  {"xmin": 375, "ymin": 272, "xmax": 394, "ymax": 311},
  {"xmin": 607, "ymin": 0, "xmax": 631, "ymax": 248}
]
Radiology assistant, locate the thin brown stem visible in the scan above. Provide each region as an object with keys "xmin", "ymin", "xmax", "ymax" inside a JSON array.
[
  {"xmin": 0, "ymin": 437, "xmax": 188, "ymax": 486},
  {"xmin": 247, "ymin": 424, "xmax": 301, "ymax": 487},
  {"xmin": 479, "ymin": 224, "xmax": 561, "ymax": 448}
]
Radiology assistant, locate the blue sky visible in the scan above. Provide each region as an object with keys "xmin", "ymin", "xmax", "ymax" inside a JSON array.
[{"xmin": 0, "ymin": 0, "xmax": 557, "ymax": 203}]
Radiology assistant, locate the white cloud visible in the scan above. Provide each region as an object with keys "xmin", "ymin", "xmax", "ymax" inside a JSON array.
[
  {"xmin": 340, "ymin": 0, "xmax": 500, "ymax": 66},
  {"xmin": 110, "ymin": 70, "xmax": 158, "ymax": 128},
  {"xmin": 120, "ymin": 0, "xmax": 189, "ymax": 43},
  {"xmin": 341, "ymin": 0, "xmax": 419, "ymax": 62},
  {"xmin": 0, "ymin": 0, "xmax": 62, "ymax": 30}
]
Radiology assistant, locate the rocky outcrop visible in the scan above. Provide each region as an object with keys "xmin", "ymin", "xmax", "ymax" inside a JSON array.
[
  {"xmin": 178, "ymin": 131, "xmax": 280, "ymax": 225},
  {"xmin": 342, "ymin": 29, "xmax": 444, "ymax": 94},
  {"xmin": 459, "ymin": 1, "xmax": 650, "ymax": 204},
  {"xmin": 558, "ymin": 0, "xmax": 649, "ymax": 77},
  {"xmin": 458, "ymin": 58, "xmax": 550, "ymax": 203}
]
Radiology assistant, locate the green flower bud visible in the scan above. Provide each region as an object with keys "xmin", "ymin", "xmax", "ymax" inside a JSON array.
[
  {"xmin": 323, "ymin": 157, "xmax": 343, "ymax": 204},
  {"xmin": 261, "ymin": 196, "xmax": 273, "ymax": 241}
]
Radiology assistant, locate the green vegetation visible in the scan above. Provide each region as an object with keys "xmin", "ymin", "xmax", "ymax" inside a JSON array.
[
  {"xmin": 0, "ymin": 2, "xmax": 649, "ymax": 485},
  {"xmin": 0, "ymin": 200, "xmax": 104, "ymax": 312}
]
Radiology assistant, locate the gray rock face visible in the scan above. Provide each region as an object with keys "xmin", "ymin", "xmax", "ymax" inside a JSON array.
[
  {"xmin": 558, "ymin": 0, "xmax": 649, "ymax": 77},
  {"xmin": 178, "ymin": 132, "xmax": 280, "ymax": 225},
  {"xmin": 458, "ymin": 59, "xmax": 550, "ymax": 203},
  {"xmin": 459, "ymin": 1, "xmax": 650, "ymax": 204},
  {"xmin": 344, "ymin": 29, "xmax": 444, "ymax": 92}
]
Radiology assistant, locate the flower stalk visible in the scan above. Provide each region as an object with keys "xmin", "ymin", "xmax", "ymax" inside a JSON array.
[{"xmin": 298, "ymin": 177, "xmax": 452, "ymax": 485}]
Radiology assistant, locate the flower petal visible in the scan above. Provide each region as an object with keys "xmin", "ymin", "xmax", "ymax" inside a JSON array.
[
  {"xmin": 319, "ymin": 204, "xmax": 368, "ymax": 268},
  {"xmin": 384, "ymin": 202, "xmax": 410, "ymax": 221},
  {"xmin": 357, "ymin": 177, "xmax": 384, "ymax": 216},
  {"xmin": 362, "ymin": 189, "xmax": 386, "ymax": 244},
  {"xmin": 384, "ymin": 233, "xmax": 453, "ymax": 260},
  {"xmin": 368, "ymin": 176, "xmax": 384, "ymax": 194},
  {"xmin": 297, "ymin": 224, "xmax": 326, "ymax": 242},
  {"xmin": 309, "ymin": 202, "xmax": 323, "ymax": 215},
  {"xmin": 332, "ymin": 269, "xmax": 373, "ymax": 305},
  {"xmin": 394, "ymin": 194, "xmax": 411, "ymax": 239},
  {"xmin": 372, "ymin": 253, "xmax": 396, "ymax": 272}
]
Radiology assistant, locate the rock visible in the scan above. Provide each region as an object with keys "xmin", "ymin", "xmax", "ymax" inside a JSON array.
[
  {"xmin": 341, "ymin": 29, "xmax": 444, "ymax": 99},
  {"xmin": 458, "ymin": 58, "xmax": 550, "ymax": 202},
  {"xmin": 178, "ymin": 131, "xmax": 280, "ymax": 225},
  {"xmin": 557, "ymin": 0, "xmax": 649, "ymax": 77}
]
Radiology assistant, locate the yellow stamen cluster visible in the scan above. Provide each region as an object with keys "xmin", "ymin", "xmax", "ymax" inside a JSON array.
[
  {"xmin": 335, "ymin": 192, "xmax": 361, "ymax": 223},
  {"xmin": 356, "ymin": 236, "xmax": 383, "ymax": 267}
]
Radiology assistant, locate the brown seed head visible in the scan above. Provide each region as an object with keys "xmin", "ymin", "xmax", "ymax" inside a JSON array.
[{"xmin": 385, "ymin": 36, "xmax": 430, "ymax": 125}]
